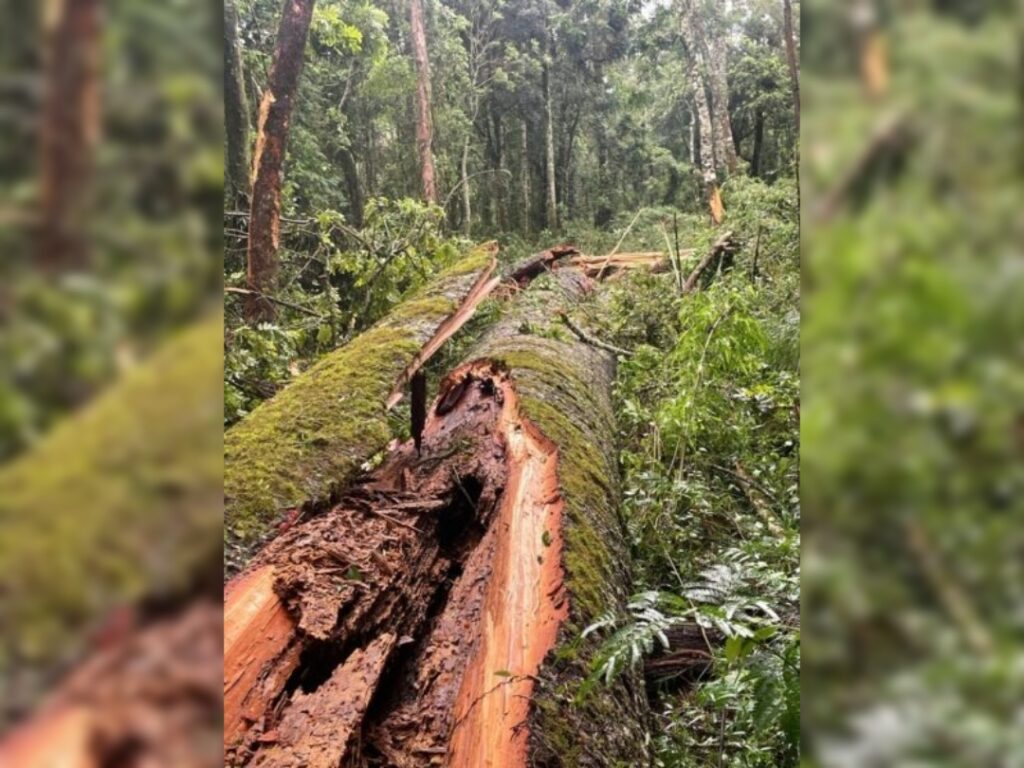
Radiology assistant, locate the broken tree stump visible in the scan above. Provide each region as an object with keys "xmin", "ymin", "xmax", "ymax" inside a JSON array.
[{"xmin": 223, "ymin": 267, "xmax": 650, "ymax": 767}]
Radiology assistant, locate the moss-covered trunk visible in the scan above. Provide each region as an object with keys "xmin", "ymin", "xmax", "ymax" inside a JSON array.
[
  {"xmin": 222, "ymin": 266, "xmax": 650, "ymax": 767},
  {"xmin": 224, "ymin": 244, "xmax": 499, "ymax": 573}
]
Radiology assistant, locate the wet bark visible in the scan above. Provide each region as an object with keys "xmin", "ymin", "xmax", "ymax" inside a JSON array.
[
  {"xmin": 410, "ymin": 0, "xmax": 437, "ymax": 204},
  {"xmin": 0, "ymin": 314, "xmax": 224, "ymax": 733},
  {"xmin": 36, "ymin": 0, "xmax": 101, "ymax": 270},
  {"xmin": 222, "ymin": 266, "xmax": 650, "ymax": 767},
  {"xmin": 246, "ymin": 0, "xmax": 316, "ymax": 324},
  {"xmin": 225, "ymin": 0, "xmax": 252, "ymax": 207}
]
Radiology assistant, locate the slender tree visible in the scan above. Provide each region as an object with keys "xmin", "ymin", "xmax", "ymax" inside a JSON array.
[
  {"xmin": 245, "ymin": 0, "xmax": 316, "ymax": 324},
  {"xmin": 520, "ymin": 118, "xmax": 531, "ymax": 236},
  {"xmin": 410, "ymin": 0, "xmax": 437, "ymax": 204},
  {"xmin": 543, "ymin": 59, "xmax": 557, "ymax": 230},
  {"xmin": 224, "ymin": 0, "xmax": 252, "ymax": 206},
  {"xmin": 37, "ymin": 0, "xmax": 101, "ymax": 270},
  {"xmin": 782, "ymin": 0, "xmax": 799, "ymax": 131}
]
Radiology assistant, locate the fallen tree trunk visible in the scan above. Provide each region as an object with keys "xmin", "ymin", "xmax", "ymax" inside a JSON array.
[
  {"xmin": 224, "ymin": 243, "xmax": 500, "ymax": 573},
  {"xmin": 223, "ymin": 268, "xmax": 650, "ymax": 766}
]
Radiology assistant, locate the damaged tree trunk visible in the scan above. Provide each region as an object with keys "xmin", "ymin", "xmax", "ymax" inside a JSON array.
[
  {"xmin": 223, "ymin": 267, "xmax": 650, "ymax": 766},
  {"xmin": 245, "ymin": 0, "xmax": 316, "ymax": 324},
  {"xmin": 225, "ymin": 244, "xmax": 500, "ymax": 573}
]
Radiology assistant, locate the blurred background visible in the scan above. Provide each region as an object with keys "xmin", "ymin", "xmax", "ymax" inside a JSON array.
[
  {"xmin": 0, "ymin": 0, "xmax": 223, "ymax": 762},
  {"xmin": 802, "ymin": 0, "xmax": 1024, "ymax": 764}
]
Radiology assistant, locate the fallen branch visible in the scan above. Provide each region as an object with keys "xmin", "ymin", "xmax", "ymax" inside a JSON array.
[
  {"xmin": 225, "ymin": 286, "xmax": 325, "ymax": 319},
  {"xmin": 558, "ymin": 311, "xmax": 632, "ymax": 357},
  {"xmin": 682, "ymin": 231, "xmax": 737, "ymax": 294}
]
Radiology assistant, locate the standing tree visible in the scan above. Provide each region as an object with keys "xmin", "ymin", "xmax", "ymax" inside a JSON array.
[
  {"xmin": 681, "ymin": 0, "xmax": 725, "ymax": 223},
  {"xmin": 36, "ymin": 0, "xmax": 101, "ymax": 270},
  {"xmin": 224, "ymin": 0, "xmax": 252, "ymax": 207},
  {"xmin": 782, "ymin": 0, "xmax": 799, "ymax": 132},
  {"xmin": 245, "ymin": 0, "xmax": 316, "ymax": 324},
  {"xmin": 410, "ymin": 0, "xmax": 438, "ymax": 203}
]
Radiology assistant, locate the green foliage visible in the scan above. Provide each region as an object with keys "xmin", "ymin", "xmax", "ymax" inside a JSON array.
[
  {"xmin": 225, "ymin": 196, "xmax": 464, "ymax": 423},
  {"xmin": 573, "ymin": 177, "xmax": 799, "ymax": 766}
]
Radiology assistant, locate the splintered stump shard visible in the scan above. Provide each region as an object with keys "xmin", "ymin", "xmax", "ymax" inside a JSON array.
[{"xmin": 223, "ymin": 267, "xmax": 650, "ymax": 767}]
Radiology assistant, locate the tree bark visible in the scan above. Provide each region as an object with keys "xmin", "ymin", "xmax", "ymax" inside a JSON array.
[
  {"xmin": 36, "ymin": 0, "xmax": 101, "ymax": 270},
  {"xmin": 543, "ymin": 59, "xmax": 558, "ymax": 230},
  {"xmin": 222, "ymin": 267, "xmax": 650, "ymax": 767},
  {"xmin": 224, "ymin": 0, "xmax": 252, "ymax": 207},
  {"xmin": 246, "ymin": 0, "xmax": 316, "ymax": 324},
  {"xmin": 410, "ymin": 0, "xmax": 437, "ymax": 204},
  {"xmin": 782, "ymin": 0, "xmax": 800, "ymax": 132},
  {"xmin": 705, "ymin": 34, "xmax": 737, "ymax": 173}
]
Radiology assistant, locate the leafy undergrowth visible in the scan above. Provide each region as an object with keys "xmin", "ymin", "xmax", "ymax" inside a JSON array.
[{"xmin": 576, "ymin": 176, "xmax": 800, "ymax": 767}]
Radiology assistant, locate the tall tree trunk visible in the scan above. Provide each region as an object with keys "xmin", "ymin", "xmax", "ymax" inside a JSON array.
[
  {"xmin": 224, "ymin": 0, "xmax": 251, "ymax": 207},
  {"xmin": 543, "ymin": 62, "xmax": 558, "ymax": 231},
  {"xmin": 751, "ymin": 107, "xmax": 765, "ymax": 178},
  {"xmin": 705, "ymin": 35, "xmax": 738, "ymax": 174},
  {"xmin": 410, "ymin": 0, "xmax": 437, "ymax": 204},
  {"xmin": 337, "ymin": 145, "xmax": 363, "ymax": 227},
  {"xmin": 36, "ymin": 0, "xmax": 101, "ymax": 270},
  {"xmin": 461, "ymin": 137, "xmax": 472, "ymax": 235},
  {"xmin": 782, "ymin": 0, "xmax": 800, "ymax": 132},
  {"xmin": 492, "ymin": 107, "xmax": 508, "ymax": 231},
  {"xmin": 681, "ymin": 3, "xmax": 723, "ymax": 223},
  {"xmin": 245, "ymin": 0, "xmax": 316, "ymax": 324},
  {"xmin": 520, "ymin": 119, "xmax": 530, "ymax": 236}
]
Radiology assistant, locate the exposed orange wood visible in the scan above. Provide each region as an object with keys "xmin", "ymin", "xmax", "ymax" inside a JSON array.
[
  {"xmin": 0, "ymin": 705, "xmax": 96, "ymax": 768},
  {"xmin": 448, "ymin": 400, "xmax": 569, "ymax": 768},
  {"xmin": 224, "ymin": 565, "xmax": 297, "ymax": 747}
]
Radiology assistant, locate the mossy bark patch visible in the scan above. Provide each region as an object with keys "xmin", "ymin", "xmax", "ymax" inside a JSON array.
[
  {"xmin": 0, "ymin": 312, "xmax": 224, "ymax": 721},
  {"xmin": 224, "ymin": 243, "xmax": 498, "ymax": 573}
]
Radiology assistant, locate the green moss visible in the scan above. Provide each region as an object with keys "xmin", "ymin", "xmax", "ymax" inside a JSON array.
[
  {"xmin": 0, "ymin": 312, "xmax": 224, "ymax": 678},
  {"xmin": 224, "ymin": 245, "xmax": 497, "ymax": 566}
]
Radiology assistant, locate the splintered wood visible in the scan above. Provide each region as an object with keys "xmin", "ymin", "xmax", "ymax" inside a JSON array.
[{"xmin": 223, "ymin": 362, "xmax": 569, "ymax": 767}]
